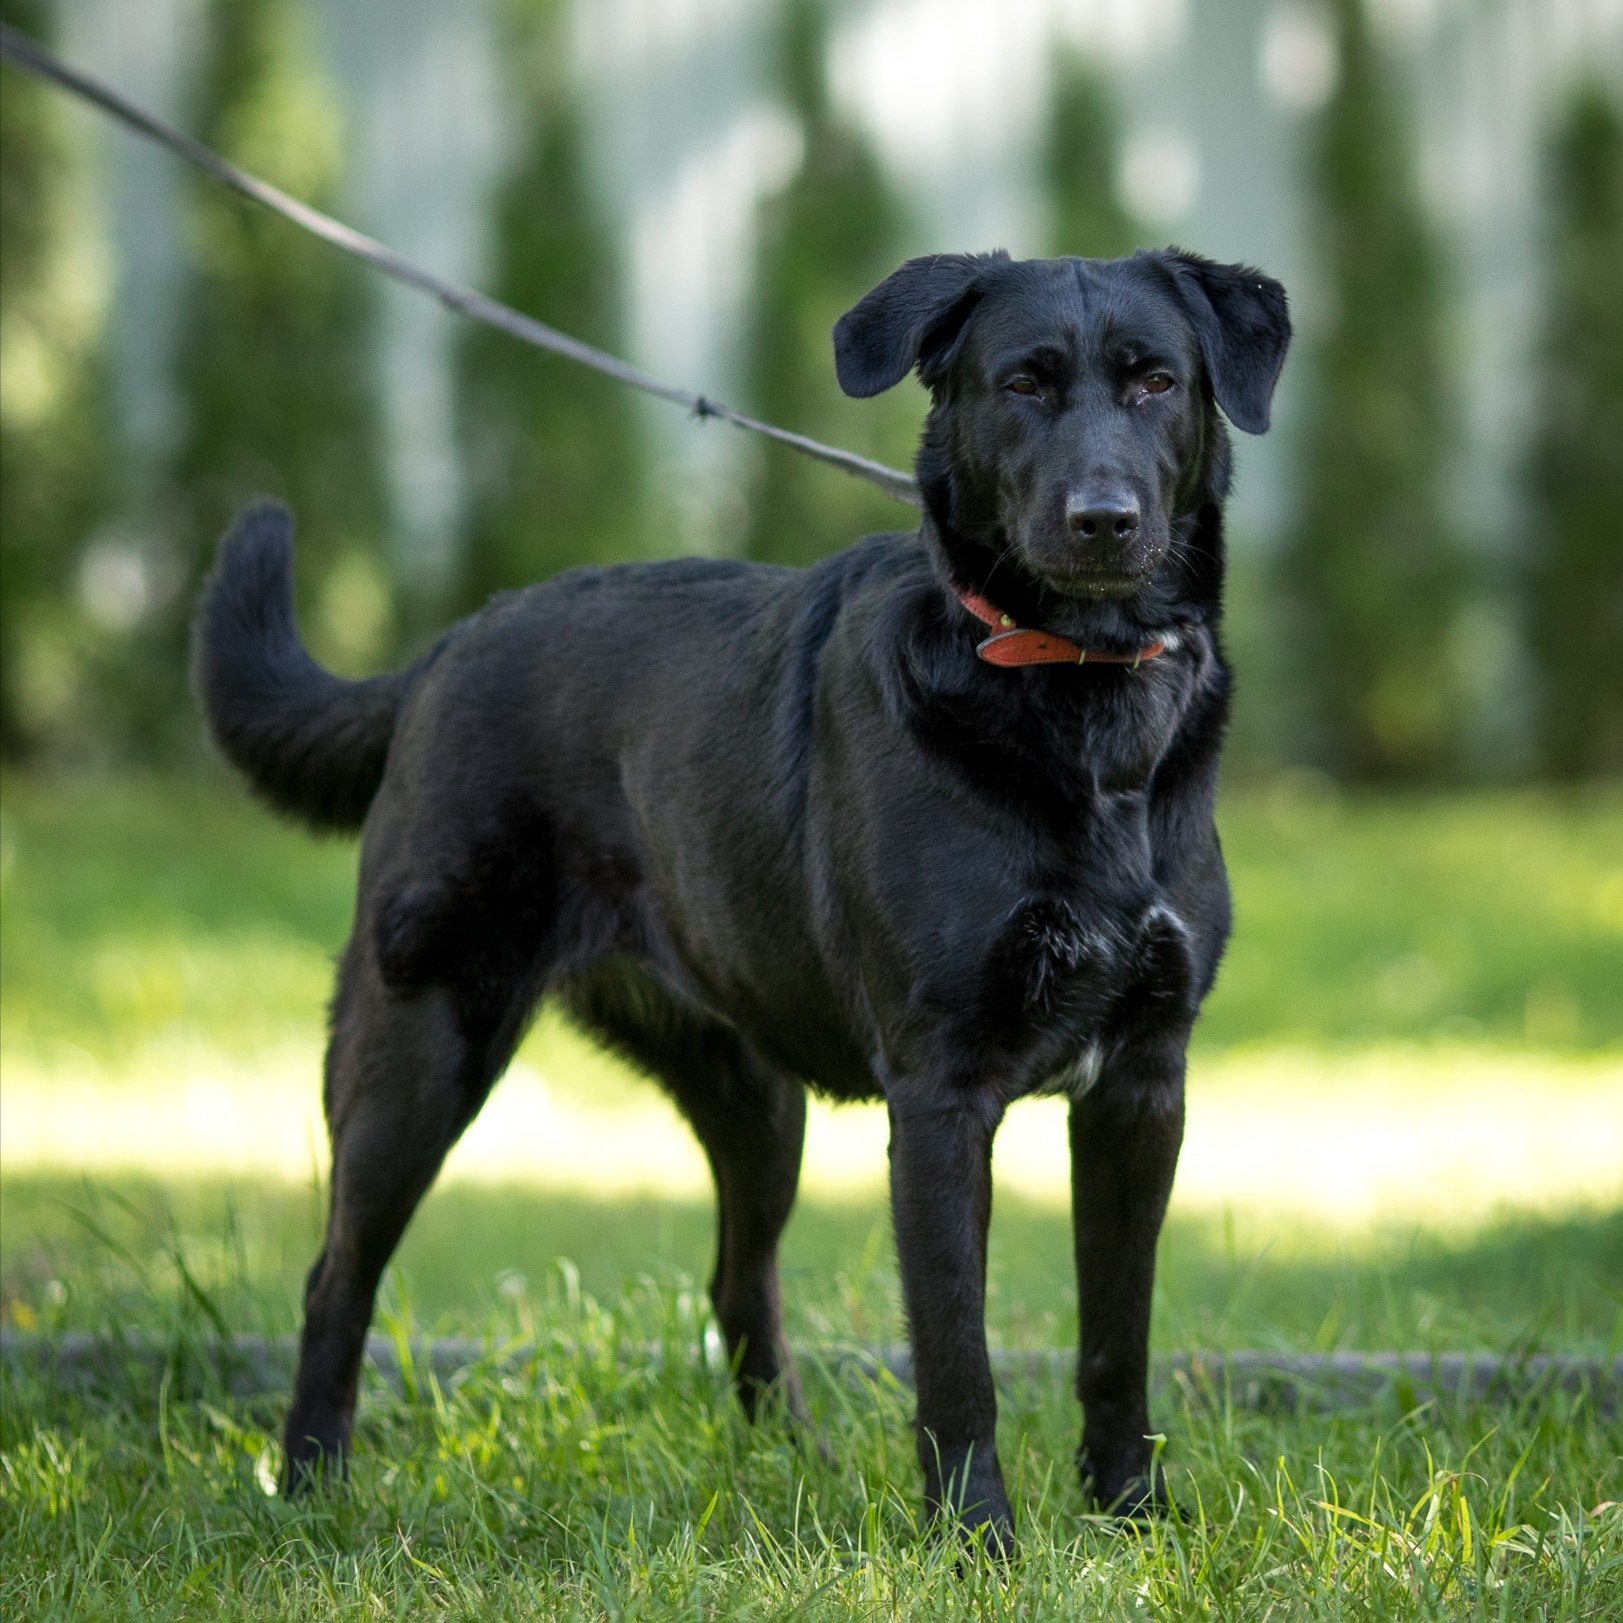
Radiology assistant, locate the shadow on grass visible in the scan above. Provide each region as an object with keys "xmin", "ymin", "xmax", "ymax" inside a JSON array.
[{"xmin": 4, "ymin": 1173, "xmax": 1619, "ymax": 1358}]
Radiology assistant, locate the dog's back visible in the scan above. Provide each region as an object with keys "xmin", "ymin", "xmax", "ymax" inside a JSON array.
[{"xmin": 195, "ymin": 498, "xmax": 918, "ymax": 844}]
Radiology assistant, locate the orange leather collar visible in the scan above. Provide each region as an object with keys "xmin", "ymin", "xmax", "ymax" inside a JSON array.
[{"xmin": 956, "ymin": 588, "xmax": 1167, "ymax": 669}]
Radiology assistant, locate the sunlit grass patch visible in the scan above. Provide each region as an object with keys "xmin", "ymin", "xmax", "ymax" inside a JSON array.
[
  {"xmin": 0, "ymin": 771, "xmax": 353, "ymax": 1067},
  {"xmin": 5, "ymin": 1026, "xmax": 1618, "ymax": 1235}
]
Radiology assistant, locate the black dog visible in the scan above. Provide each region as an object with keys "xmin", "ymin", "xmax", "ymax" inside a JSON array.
[{"xmin": 196, "ymin": 248, "xmax": 1289, "ymax": 1548}]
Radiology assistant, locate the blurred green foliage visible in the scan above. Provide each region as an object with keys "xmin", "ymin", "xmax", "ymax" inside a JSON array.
[
  {"xmin": 158, "ymin": 0, "xmax": 389, "ymax": 736},
  {"xmin": 0, "ymin": 0, "xmax": 1618, "ymax": 786},
  {"xmin": 0, "ymin": 773, "xmax": 353, "ymax": 1065},
  {"xmin": 1525, "ymin": 83, "xmax": 1623, "ymax": 779},
  {"xmin": 454, "ymin": 0, "xmax": 644, "ymax": 614},
  {"xmin": 1205, "ymin": 775, "xmax": 1623, "ymax": 1049},
  {"xmin": 3, "ymin": 773, "xmax": 1618, "ymax": 1063},
  {"xmin": 743, "ymin": 0, "xmax": 924, "ymax": 567},
  {"xmin": 0, "ymin": 0, "xmax": 117, "ymax": 759},
  {"xmin": 1280, "ymin": 0, "xmax": 1465, "ymax": 781},
  {"xmin": 1044, "ymin": 50, "xmax": 1135, "ymax": 260}
]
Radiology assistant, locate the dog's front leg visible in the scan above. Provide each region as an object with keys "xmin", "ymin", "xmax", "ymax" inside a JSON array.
[
  {"xmin": 887, "ymin": 1085, "xmax": 1013, "ymax": 1551},
  {"xmin": 1068, "ymin": 1046, "xmax": 1185, "ymax": 1516}
]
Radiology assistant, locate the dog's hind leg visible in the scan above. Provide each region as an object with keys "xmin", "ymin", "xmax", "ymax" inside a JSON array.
[
  {"xmin": 563, "ymin": 967, "xmax": 810, "ymax": 1424},
  {"xmin": 671, "ymin": 1045, "xmax": 809, "ymax": 1424},
  {"xmin": 281, "ymin": 939, "xmax": 514, "ymax": 1490}
]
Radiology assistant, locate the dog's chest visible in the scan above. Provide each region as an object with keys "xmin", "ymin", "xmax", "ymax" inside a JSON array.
[
  {"xmin": 938, "ymin": 809, "xmax": 1199, "ymax": 1089},
  {"xmin": 978, "ymin": 883, "xmax": 1189, "ymax": 1019},
  {"xmin": 917, "ymin": 635, "xmax": 1211, "ymax": 820},
  {"xmin": 1071, "ymin": 647, "xmax": 1204, "ymax": 792}
]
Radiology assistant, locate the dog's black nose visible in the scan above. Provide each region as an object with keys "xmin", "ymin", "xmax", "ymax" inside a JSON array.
[{"xmin": 1067, "ymin": 494, "xmax": 1141, "ymax": 542}]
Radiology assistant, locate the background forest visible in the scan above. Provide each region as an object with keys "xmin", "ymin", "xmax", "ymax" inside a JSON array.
[{"xmin": 2, "ymin": 0, "xmax": 1619, "ymax": 783}]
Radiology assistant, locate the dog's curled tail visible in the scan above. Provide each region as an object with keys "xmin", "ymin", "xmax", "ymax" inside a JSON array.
[{"xmin": 195, "ymin": 500, "xmax": 413, "ymax": 833}]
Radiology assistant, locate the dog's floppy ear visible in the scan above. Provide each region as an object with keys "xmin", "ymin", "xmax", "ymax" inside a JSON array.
[
  {"xmin": 1157, "ymin": 250, "xmax": 1292, "ymax": 434},
  {"xmin": 833, "ymin": 251, "xmax": 1010, "ymax": 398}
]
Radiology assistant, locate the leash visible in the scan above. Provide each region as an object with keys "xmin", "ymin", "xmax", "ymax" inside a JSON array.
[{"xmin": 0, "ymin": 23, "xmax": 921, "ymax": 510}]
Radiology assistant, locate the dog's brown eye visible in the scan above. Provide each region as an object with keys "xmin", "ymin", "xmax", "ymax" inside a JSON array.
[
  {"xmin": 1007, "ymin": 376, "xmax": 1039, "ymax": 396},
  {"xmin": 1142, "ymin": 373, "xmax": 1174, "ymax": 395}
]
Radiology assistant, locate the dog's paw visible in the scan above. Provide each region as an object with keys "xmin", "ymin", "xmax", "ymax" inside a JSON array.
[
  {"xmin": 280, "ymin": 1437, "xmax": 349, "ymax": 1499},
  {"xmin": 1078, "ymin": 1453, "xmax": 1176, "ymax": 1523},
  {"xmin": 930, "ymin": 1501, "xmax": 1017, "ymax": 1565},
  {"xmin": 787, "ymin": 1420, "xmax": 836, "ymax": 1468},
  {"xmin": 923, "ymin": 1454, "xmax": 1017, "ymax": 1563},
  {"xmin": 962, "ymin": 1506, "xmax": 1017, "ymax": 1563}
]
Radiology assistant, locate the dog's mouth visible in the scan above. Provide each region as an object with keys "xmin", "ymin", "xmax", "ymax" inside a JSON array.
[
  {"xmin": 1019, "ymin": 545, "xmax": 1167, "ymax": 601},
  {"xmin": 1041, "ymin": 566, "xmax": 1158, "ymax": 600}
]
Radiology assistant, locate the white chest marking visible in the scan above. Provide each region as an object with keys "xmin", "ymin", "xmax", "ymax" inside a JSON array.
[{"xmin": 1055, "ymin": 1041, "xmax": 1104, "ymax": 1100}]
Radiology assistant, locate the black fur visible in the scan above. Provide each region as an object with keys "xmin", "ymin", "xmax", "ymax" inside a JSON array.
[
  {"xmin": 197, "ymin": 248, "xmax": 1290, "ymax": 1549},
  {"xmin": 194, "ymin": 501, "xmax": 416, "ymax": 831}
]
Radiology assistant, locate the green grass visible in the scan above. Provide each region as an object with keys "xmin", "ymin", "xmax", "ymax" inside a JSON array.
[
  {"xmin": 4, "ymin": 1357, "xmax": 1620, "ymax": 1623},
  {"xmin": 4, "ymin": 1178, "xmax": 1622, "ymax": 1358},
  {"xmin": 1205, "ymin": 775, "xmax": 1623, "ymax": 1051},
  {"xmin": 3, "ymin": 773, "xmax": 1621, "ymax": 1615},
  {"xmin": 3, "ymin": 1247, "xmax": 1620, "ymax": 1619},
  {"xmin": 0, "ymin": 772, "xmax": 354, "ymax": 1069},
  {"xmin": 2, "ymin": 1179, "xmax": 1621, "ymax": 1619}
]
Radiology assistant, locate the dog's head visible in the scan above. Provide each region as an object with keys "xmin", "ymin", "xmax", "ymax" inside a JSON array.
[{"xmin": 834, "ymin": 250, "xmax": 1290, "ymax": 613}]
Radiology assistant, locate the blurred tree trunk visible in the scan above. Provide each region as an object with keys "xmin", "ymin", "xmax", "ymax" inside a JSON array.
[
  {"xmin": 1045, "ymin": 50, "xmax": 1135, "ymax": 260},
  {"xmin": 744, "ymin": 0, "xmax": 920, "ymax": 569},
  {"xmin": 1525, "ymin": 85, "xmax": 1623, "ymax": 779},
  {"xmin": 1280, "ymin": 0, "xmax": 1464, "ymax": 780},
  {"xmin": 454, "ymin": 0, "xmax": 642, "ymax": 610},
  {"xmin": 161, "ymin": 0, "xmax": 387, "ymax": 749},
  {"xmin": 0, "ymin": 0, "xmax": 116, "ymax": 759}
]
